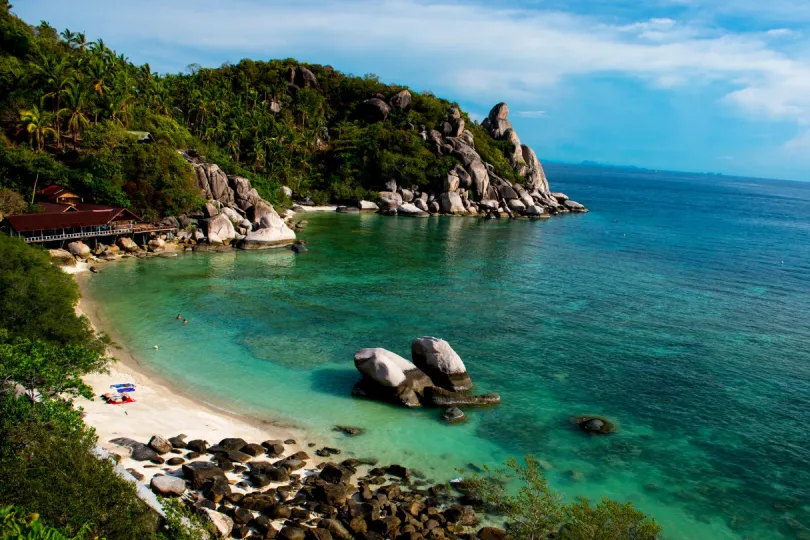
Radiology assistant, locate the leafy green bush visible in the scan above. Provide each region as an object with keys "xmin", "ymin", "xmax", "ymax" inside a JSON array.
[
  {"xmin": 463, "ymin": 455, "xmax": 662, "ymax": 540},
  {"xmin": 0, "ymin": 395, "xmax": 159, "ymax": 540},
  {"xmin": 0, "ymin": 506, "xmax": 93, "ymax": 539},
  {"xmin": 0, "ymin": 234, "xmax": 97, "ymax": 347}
]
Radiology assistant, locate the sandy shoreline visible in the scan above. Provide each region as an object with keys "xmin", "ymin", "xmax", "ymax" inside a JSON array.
[{"xmin": 73, "ymin": 271, "xmax": 318, "ymax": 483}]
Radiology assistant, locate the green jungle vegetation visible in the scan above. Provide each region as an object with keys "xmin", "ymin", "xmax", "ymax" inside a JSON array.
[{"xmin": 0, "ymin": 0, "xmax": 523, "ymax": 223}]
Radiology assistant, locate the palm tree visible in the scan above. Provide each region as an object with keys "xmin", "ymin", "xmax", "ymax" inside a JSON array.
[
  {"xmin": 59, "ymin": 83, "xmax": 90, "ymax": 149},
  {"xmin": 31, "ymin": 56, "xmax": 73, "ymax": 148},
  {"xmin": 18, "ymin": 105, "xmax": 58, "ymax": 152},
  {"xmin": 60, "ymin": 29, "xmax": 75, "ymax": 47},
  {"xmin": 75, "ymin": 32, "xmax": 88, "ymax": 53}
]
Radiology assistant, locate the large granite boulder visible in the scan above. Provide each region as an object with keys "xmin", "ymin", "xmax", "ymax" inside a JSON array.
[
  {"xmin": 150, "ymin": 475, "xmax": 185, "ymax": 497},
  {"xmin": 564, "ymin": 200, "xmax": 588, "ymax": 212},
  {"xmin": 411, "ymin": 337, "xmax": 473, "ymax": 391},
  {"xmin": 397, "ymin": 203, "xmax": 429, "ymax": 217},
  {"xmin": 230, "ymin": 177, "xmax": 260, "ymax": 210},
  {"xmin": 247, "ymin": 199, "xmax": 276, "ymax": 223},
  {"xmin": 196, "ymin": 163, "xmax": 234, "ymax": 205},
  {"xmin": 467, "ymin": 160, "xmax": 490, "ymax": 201},
  {"xmin": 360, "ymin": 98, "xmax": 390, "ymax": 123},
  {"xmin": 521, "ymin": 145, "xmax": 550, "ymax": 192},
  {"xmin": 389, "ymin": 89, "xmax": 411, "ymax": 110},
  {"xmin": 198, "ymin": 508, "xmax": 234, "ymax": 538},
  {"xmin": 439, "ymin": 192, "xmax": 466, "ymax": 214},
  {"xmin": 378, "ymin": 191, "xmax": 402, "ymax": 211},
  {"xmin": 49, "ymin": 249, "xmax": 75, "ymax": 266},
  {"xmin": 67, "ymin": 241, "xmax": 91, "ymax": 257},
  {"xmin": 117, "ymin": 237, "xmax": 139, "ymax": 253},
  {"xmin": 353, "ymin": 348, "xmax": 433, "ymax": 408},
  {"xmin": 292, "ymin": 66, "xmax": 320, "ymax": 90},
  {"xmin": 358, "ymin": 200, "xmax": 379, "ymax": 211},
  {"xmin": 205, "ymin": 214, "xmax": 236, "ymax": 243},
  {"xmin": 444, "ymin": 170, "xmax": 460, "ymax": 193},
  {"xmin": 240, "ymin": 213, "xmax": 296, "ymax": 249}
]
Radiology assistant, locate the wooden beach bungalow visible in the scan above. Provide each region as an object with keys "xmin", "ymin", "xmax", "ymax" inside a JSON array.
[{"xmin": 3, "ymin": 184, "xmax": 177, "ymax": 244}]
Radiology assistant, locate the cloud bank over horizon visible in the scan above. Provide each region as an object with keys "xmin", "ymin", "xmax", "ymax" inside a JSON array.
[{"xmin": 14, "ymin": 0, "xmax": 810, "ymax": 181}]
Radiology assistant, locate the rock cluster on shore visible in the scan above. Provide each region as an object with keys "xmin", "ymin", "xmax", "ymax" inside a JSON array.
[
  {"xmin": 351, "ymin": 338, "xmax": 499, "ymax": 422},
  {"xmin": 110, "ymin": 433, "xmax": 506, "ymax": 539},
  {"xmin": 339, "ymin": 100, "xmax": 587, "ymax": 220}
]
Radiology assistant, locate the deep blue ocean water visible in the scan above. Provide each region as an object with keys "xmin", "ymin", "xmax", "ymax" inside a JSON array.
[{"xmin": 86, "ymin": 164, "xmax": 810, "ymax": 539}]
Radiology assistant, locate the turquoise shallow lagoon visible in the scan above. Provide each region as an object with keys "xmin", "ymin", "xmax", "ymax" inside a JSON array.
[{"xmin": 86, "ymin": 164, "xmax": 810, "ymax": 539}]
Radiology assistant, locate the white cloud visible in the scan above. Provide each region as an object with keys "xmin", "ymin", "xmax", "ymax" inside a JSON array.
[
  {"xmin": 21, "ymin": 0, "xmax": 810, "ymax": 124},
  {"xmin": 766, "ymin": 28, "xmax": 793, "ymax": 37},
  {"xmin": 517, "ymin": 110, "xmax": 548, "ymax": 118}
]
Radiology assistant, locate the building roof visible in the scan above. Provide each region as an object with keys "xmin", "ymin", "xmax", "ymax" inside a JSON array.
[
  {"xmin": 39, "ymin": 202, "xmax": 78, "ymax": 213},
  {"xmin": 37, "ymin": 185, "xmax": 80, "ymax": 199},
  {"xmin": 6, "ymin": 207, "xmax": 142, "ymax": 232}
]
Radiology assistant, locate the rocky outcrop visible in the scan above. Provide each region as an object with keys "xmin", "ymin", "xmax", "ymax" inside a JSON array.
[
  {"xmin": 117, "ymin": 237, "xmax": 139, "ymax": 253},
  {"xmin": 48, "ymin": 248, "xmax": 75, "ymax": 266},
  {"xmin": 240, "ymin": 212, "xmax": 296, "ymax": 249},
  {"xmin": 360, "ymin": 98, "xmax": 390, "ymax": 123},
  {"xmin": 439, "ymin": 192, "xmax": 466, "ymax": 214},
  {"xmin": 389, "ymin": 89, "xmax": 411, "ymax": 110},
  {"xmin": 358, "ymin": 200, "xmax": 378, "ymax": 211},
  {"xmin": 205, "ymin": 214, "xmax": 236, "ymax": 244},
  {"xmin": 150, "ymin": 475, "xmax": 185, "ymax": 497},
  {"xmin": 353, "ymin": 348, "xmax": 433, "ymax": 408},
  {"xmin": 411, "ymin": 337, "xmax": 473, "ymax": 391},
  {"xmin": 180, "ymin": 153, "xmax": 297, "ymax": 250},
  {"xmin": 67, "ymin": 241, "xmax": 91, "ymax": 257},
  {"xmin": 289, "ymin": 66, "xmax": 320, "ymax": 90}
]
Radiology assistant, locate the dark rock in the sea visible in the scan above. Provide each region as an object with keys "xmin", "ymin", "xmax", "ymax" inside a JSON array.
[
  {"xmin": 218, "ymin": 437, "xmax": 248, "ymax": 451},
  {"xmin": 148, "ymin": 435, "xmax": 173, "ymax": 455},
  {"xmin": 186, "ymin": 439, "xmax": 208, "ymax": 454},
  {"xmin": 314, "ymin": 483, "xmax": 348, "ymax": 506},
  {"xmin": 110, "ymin": 437, "xmax": 159, "ymax": 462},
  {"xmin": 318, "ymin": 519, "xmax": 351, "ymax": 540},
  {"xmin": 424, "ymin": 387, "xmax": 501, "ymax": 408},
  {"xmin": 241, "ymin": 442, "xmax": 265, "ymax": 457},
  {"xmin": 168, "ymin": 434, "xmax": 187, "ymax": 449},
  {"xmin": 386, "ymin": 464, "xmax": 409, "ymax": 479},
  {"xmin": 182, "ymin": 461, "xmax": 227, "ymax": 490},
  {"xmin": 315, "ymin": 447, "xmax": 341, "ymax": 458},
  {"xmin": 442, "ymin": 407, "xmax": 466, "ymax": 424},
  {"xmin": 478, "ymin": 526, "xmax": 509, "ymax": 540},
  {"xmin": 333, "ymin": 425, "xmax": 365, "ymax": 437},
  {"xmin": 226, "ymin": 450, "xmax": 253, "ymax": 463},
  {"xmin": 336, "ymin": 205, "xmax": 360, "ymax": 214},
  {"xmin": 279, "ymin": 526, "xmax": 307, "ymax": 540},
  {"xmin": 292, "ymin": 242, "xmax": 308, "ymax": 253},
  {"xmin": 89, "ymin": 266, "xmax": 100, "ymax": 274},
  {"xmin": 126, "ymin": 468, "xmax": 145, "ymax": 482},
  {"xmin": 150, "ymin": 475, "xmax": 186, "ymax": 497},
  {"xmin": 320, "ymin": 463, "xmax": 354, "ymax": 484},
  {"xmin": 572, "ymin": 415, "xmax": 616, "ymax": 435},
  {"xmin": 262, "ymin": 440, "xmax": 285, "ymax": 457}
]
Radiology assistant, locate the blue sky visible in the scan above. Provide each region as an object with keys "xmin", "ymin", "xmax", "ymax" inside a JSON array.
[{"xmin": 13, "ymin": 0, "xmax": 810, "ymax": 181}]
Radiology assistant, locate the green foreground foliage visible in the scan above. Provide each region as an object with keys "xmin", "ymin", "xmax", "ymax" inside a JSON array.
[
  {"xmin": 463, "ymin": 455, "xmax": 662, "ymax": 539},
  {"xmin": 0, "ymin": 234, "xmax": 199, "ymax": 539}
]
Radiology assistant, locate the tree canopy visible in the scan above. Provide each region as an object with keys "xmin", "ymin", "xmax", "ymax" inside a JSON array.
[{"xmin": 0, "ymin": 2, "xmax": 519, "ymax": 219}]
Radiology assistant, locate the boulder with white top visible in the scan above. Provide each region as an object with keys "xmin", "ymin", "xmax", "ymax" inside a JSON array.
[
  {"xmin": 358, "ymin": 200, "xmax": 379, "ymax": 211},
  {"xmin": 205, "ymin": 214, "xmax": 236, "ymax": 243},
  {"xmin": 411, "ymin": 337, "xmax": 473, "ymax": 391},
  {"xmin": 353, "ymin": 348, "xmax": 433, "ymax": 408},
  {"xmin": 67, "ymin": 241, "xmax": 91, "ymax": 257},
  {"xmin": 239, "ymin": 212, "xmax": 296, "ymax": 249}
]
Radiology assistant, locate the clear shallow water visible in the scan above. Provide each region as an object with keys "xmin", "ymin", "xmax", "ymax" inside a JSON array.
[{"xmin": 87, "ymin": 164, "xmax": 810, "ymax": 539}]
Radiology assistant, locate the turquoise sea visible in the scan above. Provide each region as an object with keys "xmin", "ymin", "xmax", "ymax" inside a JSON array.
[{"xmin": 85, "ymin": 164, "xmax": 810, "ymax": 539}]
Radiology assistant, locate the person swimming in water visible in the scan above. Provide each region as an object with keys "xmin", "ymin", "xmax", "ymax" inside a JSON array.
[
  {"xmin": 183, "ymin": 319, "xmax": 188, "ymax": 325},
  {"xmin": 176, "ymin": 314, "xmax": 182, "ymax": 320}
]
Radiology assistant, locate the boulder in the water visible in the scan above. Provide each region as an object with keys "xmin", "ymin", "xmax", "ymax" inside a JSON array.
[
  {"xmin": 571, "ymin": 415, "xmax": 616, "ymax": 435},
  {"xmin": 411, "ymin": 336, "xmax": 473, "ymax": 391},
  {"xmin": 423, "ymin": 387, "xmax": 500, "ymax": 408},
  {"xmin": 443, "ymin": 407, "xmax": 466, "ymax": 424},
  {"xmin": 353, "ymin": 348, "xmax": 432, "ymax": 408}
]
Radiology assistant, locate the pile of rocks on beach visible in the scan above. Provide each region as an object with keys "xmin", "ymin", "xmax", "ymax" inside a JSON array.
[{"xmin": 108, "ymin": 433, "xmax": 507, "ymax": 540}]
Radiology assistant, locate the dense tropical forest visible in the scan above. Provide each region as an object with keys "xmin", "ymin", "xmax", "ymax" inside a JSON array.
[{"xmin": 0, "ymin": 0, "xmax": 523, "ymax": 222}]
